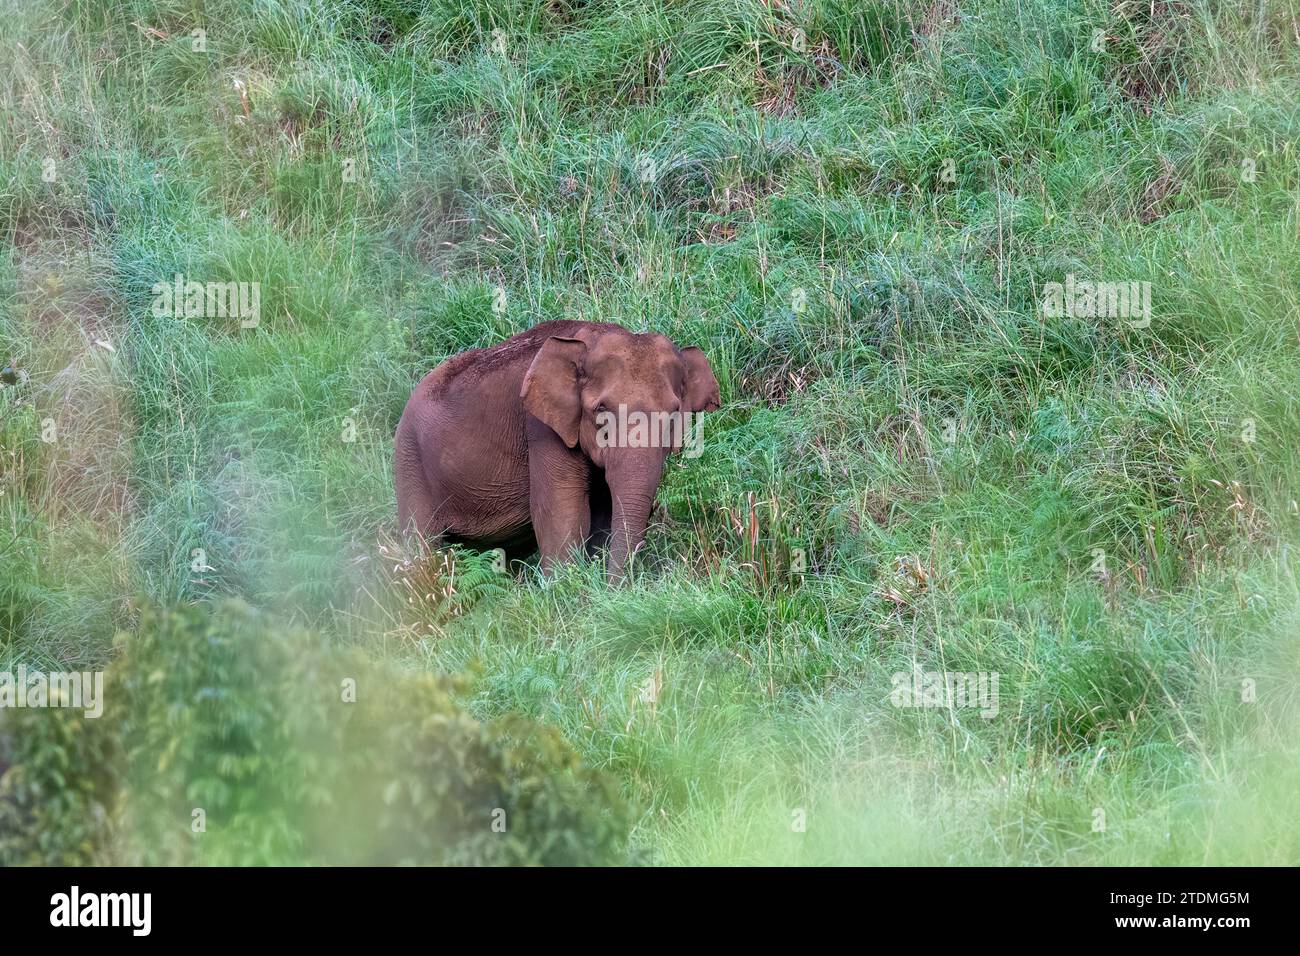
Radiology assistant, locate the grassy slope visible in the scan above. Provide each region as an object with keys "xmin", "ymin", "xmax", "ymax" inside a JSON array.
[{"xmin": 2, "ymin": 0, "xmax": 1299, "ymax": 863}]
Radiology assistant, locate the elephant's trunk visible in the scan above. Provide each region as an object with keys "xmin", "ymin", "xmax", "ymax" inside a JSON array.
[{"xmin": 605, "ymin": 450, "xmax": 664, "ymax": 583}]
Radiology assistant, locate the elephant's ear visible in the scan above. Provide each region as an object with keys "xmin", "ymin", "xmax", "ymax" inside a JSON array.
[
  {"xmin": 522, "ymin": 336, "xmax": 587, "ymax": 448},
  {"xmin": 681, "ymin": 346, "xmax": 721, "ymax": 413}
]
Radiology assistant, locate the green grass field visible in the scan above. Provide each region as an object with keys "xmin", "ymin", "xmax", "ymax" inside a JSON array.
[{"xmin": 2, "ymin": 0, "xmax": 1299, "ymax": 864}]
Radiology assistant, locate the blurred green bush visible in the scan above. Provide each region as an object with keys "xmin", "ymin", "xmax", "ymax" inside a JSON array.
[{"xmin": 0, "ymin": 599, "xmax": 630, "ymax": 865}]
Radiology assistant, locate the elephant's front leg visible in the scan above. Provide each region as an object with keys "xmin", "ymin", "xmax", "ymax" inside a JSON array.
[{"xmin": 526, "ymin": 422, "xmax": 591, "ymax": 572}]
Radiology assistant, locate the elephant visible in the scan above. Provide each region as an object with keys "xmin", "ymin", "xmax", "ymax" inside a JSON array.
[{"xmin": 394, "ymin": 320, "xmax": 721, "ymax": 582}]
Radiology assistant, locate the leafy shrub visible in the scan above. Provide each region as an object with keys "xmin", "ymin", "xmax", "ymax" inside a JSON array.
[
  {"xmin": 0, "ymin": 695, "xmax": 116, "ymax": 866},
  {"xmin": 0, "ymin": 600, "xmax": 630, "ymax": 865},
  {"xmin": 110, "ymin": 601, "xmax": 308, "ymax": 865}
]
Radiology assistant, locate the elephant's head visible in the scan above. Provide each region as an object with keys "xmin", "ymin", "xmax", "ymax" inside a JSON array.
[{"xmin": 521, "ymin": 327, "xmax": 720, "ymax": 581}]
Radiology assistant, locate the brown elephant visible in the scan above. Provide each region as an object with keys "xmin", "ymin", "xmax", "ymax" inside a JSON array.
[{"xmin": 394, "ymin": 320, "xmax": 721, "ymax": 582}]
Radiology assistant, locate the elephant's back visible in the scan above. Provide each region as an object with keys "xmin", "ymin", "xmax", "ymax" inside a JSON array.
[{"xmin": 421, "ymin": 319, "xmax": 620, "ymax": 403}]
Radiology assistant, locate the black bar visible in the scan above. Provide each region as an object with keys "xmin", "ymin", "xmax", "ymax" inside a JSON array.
[{"xmin": 0, "ymin": 867, "xmax": 1279, "ymax": 941}]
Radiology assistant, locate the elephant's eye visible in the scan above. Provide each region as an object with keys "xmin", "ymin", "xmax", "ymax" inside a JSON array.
[{"xmin": 594, "ymin": 402, "xmax": 609, "ymax": 415}]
